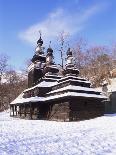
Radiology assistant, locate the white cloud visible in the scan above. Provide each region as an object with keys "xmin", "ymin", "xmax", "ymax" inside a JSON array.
[{"xmin": 19, "ymin": 3, "xmax": 107, "ymax": 46}]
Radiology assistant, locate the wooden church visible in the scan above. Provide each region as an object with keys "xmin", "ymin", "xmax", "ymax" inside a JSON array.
[{"xmin": 10, "ymin": 35, "xmax": 107, "ymax": 121}]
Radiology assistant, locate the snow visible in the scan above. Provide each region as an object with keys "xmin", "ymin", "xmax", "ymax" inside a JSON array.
[
  {"xmin": 10, "ymin": 96, "xmax": 43, "ymax": 105},
  {"xmin": 46, "ymin": 92, "xmax": 107, "ymax": 101},
  {"xmin": 43, "ymin": 77, "xmax": 58, "ymax": 81},
  {"xmin": 23, "ymin": 81, "xmax": 58, "ymax": 92},
  {"xmin": 0, "ymin": 111, "xmax": 116, "ymax": 155},
  {"xmin": 45, "ymin": 74, "xmax": 62, "ymax": 78},
  {"xmin": 10, "ymin": 91, "xmax": 107, "ymax": 105},
  {"xmin": 47, "ymin": 85, "xmax": 102, "ymax": 95},
  {"xmin": 58, "ymin": 78, "xmax": 91, "ymax": 85},
  {"xmin": 47, "ymin": 65, "xmax": 59, "ymax": 69},
  {"xmin": 58, "ymin": 75, "xmax": 89, "ymax": 82},
  {"xmin": 10, "ymin": 92, "xmax": 25, "ymax": 105}
]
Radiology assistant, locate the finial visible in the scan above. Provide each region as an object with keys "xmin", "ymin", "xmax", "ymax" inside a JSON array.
[
  {"xmin": 47, "ymin": 41, "xmax": 53, "ymax": 55},
  {"xmin": 49, "ymin": 41, "xmax": 51, "ymax": 48},
  {"xmin": 37, "ymin": 30, "xmax": 43, "ymax": 46},
  {"xmin": 68, "ymin": 43, "xmax": 70, "ymax": 48},
  {"xmin": 39, "ymin": 30, "xmax": 42, "ymax": 38}
]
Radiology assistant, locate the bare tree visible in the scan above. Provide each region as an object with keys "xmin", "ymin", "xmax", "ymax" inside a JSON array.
[
  {"xmin": 58, "ymin": 31, "xmax": 69, "ymax": 68},
  {"xmin": 73, "ymin": 38, "xmax": 87, "ymax": 70},
  {"xmin": 5, "ymin": 69, "xmax": 27, "ymax": 102},
  {"xmin": 0, "ymin": 53, "xmax": 28, "ymax": 111},
  {"xmin": 74, "ymin": 43, "xmax": 113, "ymax": 87},
  {"xmin": 0, "ymin": 54, "xmax": 9, "ymax": 83},
  {"xmin": 85, "ymin": 46, "xmax": 112, "ymax": 87},
  {"xmin": 0, "ymin": 68, "xmax": 27, "ymax": 111},
  {"xmin": 111, "ymin": 44, "xmax": 116, "ymax": 68}
]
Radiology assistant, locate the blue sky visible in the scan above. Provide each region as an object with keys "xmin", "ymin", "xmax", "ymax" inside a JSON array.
[{"xmin": 0, "ymin": 0, "xmax": 116, "ymax": 70}]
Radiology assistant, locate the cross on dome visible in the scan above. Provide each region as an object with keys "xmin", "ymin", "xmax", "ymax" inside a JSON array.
[{"xmin": 37, "ymin": 30, "xmax": 43, "ymax": 46}]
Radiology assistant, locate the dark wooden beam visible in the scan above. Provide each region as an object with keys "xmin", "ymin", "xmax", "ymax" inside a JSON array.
[
  {"xmin": 19, "ymin": 105, "xmax": 21, "ymax": 117},
  {"xmin": 24, "ymin": 104, "xmax": 26, "ymax": 118},
  {"xmin": 30, "ymin": 103, "xmax": 32, "ymax": 119},
  {"xmin": 10, "ymin": 105, "xmax": 11, "ymax": 116},
  {"xmin": 13, "ymin": 105, "xmax": 14, "ymax": 116}
]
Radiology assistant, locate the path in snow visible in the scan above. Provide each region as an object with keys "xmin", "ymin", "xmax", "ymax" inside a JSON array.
[{"xmin": 0, "ymin": 111, "xmax": 116, "ymax": 155}]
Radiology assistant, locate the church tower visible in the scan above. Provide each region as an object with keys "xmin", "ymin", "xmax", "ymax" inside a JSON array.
[
  {"xmin": 28, "ymin": 33, "xmax": 46, "ymax": 87},
  {"xmin": 64, "ymin": 48, "xmax": 79, "ymax": 75},
  {"xmin": 43, "ymin": 45, "xmax": 59, "ymax": 79}
]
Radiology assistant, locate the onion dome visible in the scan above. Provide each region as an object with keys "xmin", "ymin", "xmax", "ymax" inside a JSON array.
[
  {"xmin": 44, "ymin": 46, "xmax": 59, "ymax": 75},
  {"xmin": 66, "ymin": 48, "xmax": 74, "ymax": 65},
  {"xmin": 46, "ymin": 45, "xmax": 54, "ymax": 65},
  {"xmin": 47, "ymin": 47, "xmax": 53, "ymax": 56},
  {"xmin": 67, "ymin": 48, "xmax": 72, "ymax": 57},
  {"xmin": 63, "ymin": 48, "xmax": 79, "ymax": 75},
  {"xmin": 31, "ymin": 34, "xmax": 46, "ymax": 63},
  {"xmin": 37, "ymin": 36, "xmax": 43, "ymax": 46},
  {"xmin": 35, "ymin": 36, "xmax": 44, "ymax": 55}
]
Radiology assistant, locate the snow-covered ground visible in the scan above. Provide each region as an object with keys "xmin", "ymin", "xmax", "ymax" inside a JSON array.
[{"xmin": 0, "ymin": 111, "xmax": 116, "ymax": 155}]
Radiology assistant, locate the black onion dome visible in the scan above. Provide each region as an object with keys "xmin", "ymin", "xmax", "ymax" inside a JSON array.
[
  {"xmin": 47, "ymin": 47, "xmax": 53, "ymax": 56},
  {"xmin": 67, "ymin": 48, "xmax": 72, "ymax": 56},
  {"xmin": 37, "ymin": 36, "xmax": 43, "ymax": 46}
]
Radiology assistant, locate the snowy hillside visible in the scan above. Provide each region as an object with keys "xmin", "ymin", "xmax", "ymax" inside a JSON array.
[{"xmin": 0, "ymin": 111, "xmax": 116, "ymax": 155}]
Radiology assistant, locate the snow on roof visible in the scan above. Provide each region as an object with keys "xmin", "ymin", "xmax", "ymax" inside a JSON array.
[
  {"xmin": 45, "ymin": 92, "xmax": 107, "ymax": 101},
  {"xmin": 10, "ymin": 92, "xmax": 24, "ymax": 105},
  {"xmin": 40, "ymin": 54, "xmax": 46, "ymax": 57},
  {"xmin": 58, "ymin": 75, "xmax": 89, "ymax": 82},
  {"xmin": 58, "ymin": 78, "xmax": 91, "ymax": 85},
  {"xmin": 43, "ymin": 77, "xmax": 58, "ymax": 81},
  {"xmin": 45, "ymin": 74, "xmax": 62, "ymax": 77},
  {"xmin": 10, "ymin": 89, "xmax": 107, "ymax": 105},
  {"xmin": 48, "ymin": 65, "xmax": 59, "ymax": 69},
  {"xmin": 47, "ymin": 85, "xmax": 101, "ymax": 95},
  {"xmin": 10, "ymin": 96, "xmax": 43, "ymax": 105},
  {"xmin": 95, "ymin": 87, "xmax": 102, "ymax": 92},
  {"xmin": 23, "ymin": 81, "xmax": 58, "ymax": 92}
]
